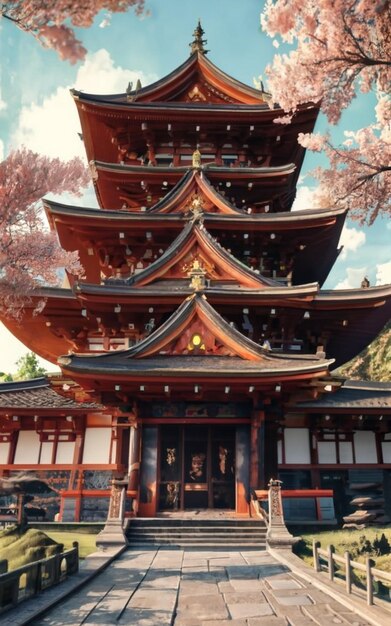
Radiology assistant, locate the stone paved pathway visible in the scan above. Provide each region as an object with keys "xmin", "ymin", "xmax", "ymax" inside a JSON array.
[{"xmin": 26, "ymin": 548, "xmax": 376, "ymax": 626}]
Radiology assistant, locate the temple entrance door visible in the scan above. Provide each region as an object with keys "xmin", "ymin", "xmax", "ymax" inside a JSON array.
[{"xmin": 158, "ymin": 426, "xmax": 236, "ymax": 512}]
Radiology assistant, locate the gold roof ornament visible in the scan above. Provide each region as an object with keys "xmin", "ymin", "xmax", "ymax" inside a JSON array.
[
  {"xmin": 192, "ymin": 147, "xmax": 202, "ymax": 169},
  {"xmin": 189, "ymin": 193, "xmax": 205, "ymax": 222},
  {"xmin": 183, "ymin": 257, "xmax": 207, "ymax": 291},
  {"xmin": 189, "ymin": 20, "xmax": 209, "ymax": 56}
]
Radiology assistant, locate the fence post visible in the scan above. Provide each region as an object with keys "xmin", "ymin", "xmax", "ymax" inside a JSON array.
[
  {"xmin": 366, "ymin": 557, "xmax": 374, "ymax": 606},
  {"xmin": 344, "ymin": 551, "xmax": 352, "ymax": 594},
  {"xmin": 313, "ymin": 540, "xmax": 321, "ymax": 572},
  {"xmin": 327, "ymin": 545, "xmax": 335, "ymax": 582}
]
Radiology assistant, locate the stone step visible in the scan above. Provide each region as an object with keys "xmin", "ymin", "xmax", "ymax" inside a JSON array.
[
  {"xmin": 128, "ymin": 537, "xmax": 266, "ymax": 550},
  {"xmin": 127, "ymin": 517, "xmax": 267, "ymax": 548},
  {"xmin": 131, "ymin": 518, "xmax": 264, "ymax": 527},
  {"xmin": 128, "ymin": 533, "xmax": 266, "ymax": 542},
  {"xmin": 128, "ymin": 527, "xmax": 266, "ymax": 533}
]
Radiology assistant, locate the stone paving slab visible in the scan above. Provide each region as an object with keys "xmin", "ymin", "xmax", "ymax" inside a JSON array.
[
  {"xmin": 222, "ymin": 592, "xmax": 267, "ymax": 604},
  {"xmin": 247, "ymin": 618, "xmax": 288, "ymax": 626},
  {"xmin": 267, "ymin": 578, "xmax": 303, "ymax": 590},
  {"xmin": 3, "ymin": 546, "xmax": 389, "ymax": 625},
  {"xmin": 227, "ymin": 602, "xmax": 274, "ymax": 619}
]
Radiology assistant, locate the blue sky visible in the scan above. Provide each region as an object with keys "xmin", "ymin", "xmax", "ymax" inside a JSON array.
[{"xmin": 0, "ymin": 0, "xmax": 390, "ymax": 373}]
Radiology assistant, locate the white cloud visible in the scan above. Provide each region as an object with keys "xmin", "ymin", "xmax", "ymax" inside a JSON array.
[
  {"xmin": 0, "ymin": 85, "xmax": 6, "ymax": 112},
  {"xmin": 11, "ymin": 49, "xmax": 157, "ymax": 160},
  {"xmin": 376, "ymin": 260, "xmax": 391, "ymax": 286},
  {"xmin": 12, "ymin": 85, "xmax": 83, "ymax": 160},
  {"xmin": 338, "ymin": 225, "xmax": 366, "ymax": 260},
  {"xmin": 291, "ymin": 186, "xmax": 317, "ymax": 211},
  {"xmin": 0, "ymin": 138, "xmax": 4, "ymax": 161},
  {"xmin": 335, "ymin": 266, "xmax": 368, "ymax": 290},
  {"xmin": 0, "ymin": 323, "xmax": 57, "ymax": 375}
]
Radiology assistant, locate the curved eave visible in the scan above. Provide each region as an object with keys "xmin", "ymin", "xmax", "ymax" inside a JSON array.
[
  {"xmin": 0, "ymin": 289, "xmax": 82, "ymax": 365},
  {"xmin": 59, "ymin": 356, "xmax": 333, "ymax": 381},
  {"xmin": 291, "ymin": 381, "xmax": 391, "ymax": 412},
  {"xmin": 93, "ymin": 161, "xmax": 296, "ymax": 179},
  {"xmin": 314, "ymin": 285, "xmax": 391, "ymax": 307},
  {"xmin": 71, "ymin": 52, "xmax": 269, "ymax": 106},
  {"xmin": 74, "ymin": 282, "xmax": 320, "ymax": 301},
  {"xmin": 44, "ymin": 197, "xmax": 347, "ymax": 230}
]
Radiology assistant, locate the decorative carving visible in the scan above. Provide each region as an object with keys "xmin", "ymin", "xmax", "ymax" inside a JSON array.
[
  {"xmin": 187, "ymin": 84, "xmax": 207, "ymax": 102},
  {"xmin": 183, "ymin": 257, "xmax": 207, "ymax": 291},
  {"xmin": 268, "ymin": 478, "xmax": 283, "ymax": 522},
  {"xmin": 166, "ymin": 482, "xmax": 179, "ymax": 508},
  {"xmin": 266, "ymin": 478, "xmax": 297, "ymax": 549},
  {"xmin": 188, "ymin": 193, "xmax": 205, "ymax": 221},
  {"xmin": 108, "ymin": 477, "xmax": 127, "ymax": 519},
  {"xmin": 108, "ymin": 483, "xmax": 121, "ymax": 519},
  {"xmin": 166, "ymin": 448, "xmax": 176, "ymax": 466}
]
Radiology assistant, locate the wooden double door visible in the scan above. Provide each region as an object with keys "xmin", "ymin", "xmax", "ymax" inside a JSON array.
[{"xmin": 158, "ymin": 425, "xmax": 236, "ymax": 511}]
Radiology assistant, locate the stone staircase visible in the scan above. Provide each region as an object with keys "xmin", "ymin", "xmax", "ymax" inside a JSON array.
[{"xmin": 126, "ymin": 517, "xmax": 267, "ymax": 549}]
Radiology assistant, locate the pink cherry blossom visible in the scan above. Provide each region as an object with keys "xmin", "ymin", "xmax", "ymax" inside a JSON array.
[
  {"xmin": 0, "ymin": 148, "xmax": 90, "ymax": 318},
  {"xmin": 261, "ymin": 0, "xmax": 391, "ymax": 224},
  {"xmin": 1, "ymin": 1, "xmax": 145, "ymax": 63}
]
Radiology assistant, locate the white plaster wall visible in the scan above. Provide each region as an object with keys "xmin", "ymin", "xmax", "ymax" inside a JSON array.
[
  {"xmin": 381, "ymin": 442, "xmax": 391, "ymax": 463},
  {"xmin": 284, "ymin": 428, "xmax": 311, "ymax": 464},
  {"xmin": 354, "ymin": 431, "xmax": 377, "ymax": 463},
  {"xmin": 277, "ymin": 440, "xmax": 282, "ymax": 465},
  {"xmin": 82, "ymin": 428, "xmax": 111, "ymax": 464},
  {"xmin": 110, "ymin": 439, "xmax": 117, "ymax": 464},
  {"xmin": 339, "ymin": 441, "xmax": 354, "ymax": 463},
  {"xmin": 318, "ymin": 441, "xmax": 337, "ymax": 464},
  {"xmin": 14, "ymin": 431, "xmax": 40, "ymax": 464},
  {"xmin": 56, "ymin": 441, "xmax": 75, "ymax": 464},
  {"xmin": 0, "ymin": 442, "xmax": 10, "ymax": 464},
  {"xmin": 39, "ymin": 442, "xmax": 53, "ymax": 464}
]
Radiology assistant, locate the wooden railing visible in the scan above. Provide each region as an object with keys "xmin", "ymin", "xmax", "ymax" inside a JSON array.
[
  {"xmin": 254, "ymin": 489, "xmax": 335, "ymax": 523},
  {"xmin": 313, "ymin": 540, "xmax": 391, "ymax": 606},
  {"xmin": 0, "ymin": 542, "xmax": 79, "ymax": 613}
]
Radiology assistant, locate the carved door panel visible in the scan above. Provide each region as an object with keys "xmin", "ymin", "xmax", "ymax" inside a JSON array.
[{"xmin": 158, "ymin": 425, "xmax": 237, "ymax": 511}]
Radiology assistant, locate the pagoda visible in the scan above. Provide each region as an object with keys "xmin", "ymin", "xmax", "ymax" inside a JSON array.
[{"xmin": 1, "ymin": 24, "xmax": 390, "ymax": 525}]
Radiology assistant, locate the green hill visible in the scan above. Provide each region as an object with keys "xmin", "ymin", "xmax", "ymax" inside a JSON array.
[{"xmin": 336, "ymin": 322, "xmax": 391, "ymax": 382}]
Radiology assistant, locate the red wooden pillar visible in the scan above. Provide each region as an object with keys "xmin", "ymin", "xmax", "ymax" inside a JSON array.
[
  {"xmin": 250, "ymin": 410, "xmax": 264, "ymax": 490},
  {"xmin": 128, "ymin": 425, "xmax": 141, "ymax": 514}
]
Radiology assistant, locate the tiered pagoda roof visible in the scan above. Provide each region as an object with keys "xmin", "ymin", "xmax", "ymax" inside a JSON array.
[
  {"xmin": 44, "ymin": 175, "xmax": 347, "ymax": 286},
  {"xmin": 4, "ymin": 24, "xmax": 390, "ymax": 390},
  {"xmin": 59, "ymin": 294, "xmax": 333, "ymax": 399}
]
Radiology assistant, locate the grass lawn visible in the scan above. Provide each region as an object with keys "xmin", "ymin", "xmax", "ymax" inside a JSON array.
[
  {"xmin": 44, "ymin": 530, "xmax": 99, "ymax": 559},
  {"xmin": 0, "ymin": 526, "xmax": 100, "ymax": 571},
  {"xmin": 294, "ymin": 526, "xmax": 391, "ymax": 575}
]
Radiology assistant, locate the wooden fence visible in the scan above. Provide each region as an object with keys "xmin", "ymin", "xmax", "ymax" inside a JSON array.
[
  {"xmin": 0, "ymin": 542, "xmax": 79, "ymax": 613},
  {"xmin": 313, "ymin": 540, "xmax": 391, "ymax": 606}
]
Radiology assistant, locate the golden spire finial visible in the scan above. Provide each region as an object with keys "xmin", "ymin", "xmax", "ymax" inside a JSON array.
[
  {"xmin": 189, "ymin": 20, "xmax": 209, "ymax": 56},
  {"xmin": 192, "ymin": 147, "xmax": 202, "ymax": 169}
]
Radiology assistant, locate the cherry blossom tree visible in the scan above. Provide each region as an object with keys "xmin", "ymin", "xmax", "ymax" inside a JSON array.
[
  {"xmin": 261, "ymin": 0, "xmax": 391, "ymax": 224},
  {"xmin": 0, "ymin": 148, "xmax": 90, "ymax": 318},
  {"xmin": 1, "ymin": 1, "xmax": 145, "ymax": 63}
]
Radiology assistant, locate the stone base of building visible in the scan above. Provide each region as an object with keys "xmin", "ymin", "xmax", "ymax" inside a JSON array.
[{"xmin": 96, "ymin": 520, "xmax": 128, "ymax": 548}]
